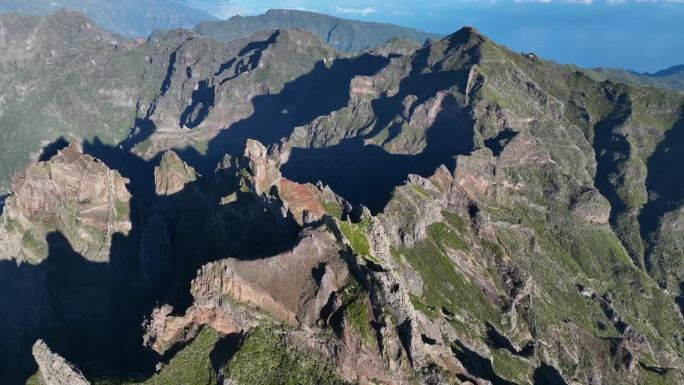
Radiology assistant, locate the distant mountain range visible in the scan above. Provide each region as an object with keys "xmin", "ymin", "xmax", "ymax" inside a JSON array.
[
  {"xmin": 586, "ymin": 65, "xmax": 684, "ymax": 94},
  {"xmin": 0, "ymin": 10, "xmax": 683, "ymax": 385},
  {"xmin": 194, "ymin": 9, "xmax": 441, "ymax": 52},
  {"xmin": 1, "ymin": 2, "xmax": 682, "ymax": 94},
  {"xmin": 0, "ymin": 3, "xmax": 440, "ymax": 52},
  {"xmin": 0, "ymin": 0, "xmax": 216, "ymax": 36}
]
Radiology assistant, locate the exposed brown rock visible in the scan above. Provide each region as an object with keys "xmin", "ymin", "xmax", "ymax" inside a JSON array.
[
  {"xmin": 32, "ymin": 339, "xmax": 90, "ymax": 385},
  {"xmin": 154, "ymin": 150, "xmax": 198, "ymax": 196},
  {"xmin": 570, "ymin": 189, "xmax": 611, "ymax": 224},
  {"xmin": 143, "ymin": 304, "xmax": 241, "ymax": 354},
  {"xmin": 277, "ymin": 178, "xmax": 327, "ymax": 222},
  {"xmin": 193, "ymin": 228, "xmax": 349, "ymax": 326},
  {"xmin": 0, "ymin": 141, "xmax": 131, "ymax": 263},
  {"xmin": 241, "ymin": 139, "xmax": 339, "ymax": 225}
]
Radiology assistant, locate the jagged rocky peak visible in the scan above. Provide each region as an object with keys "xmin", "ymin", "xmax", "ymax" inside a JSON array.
[
  {"xmin": 0, "ymin": 141, "xmax": 131, "ymax": 263},
  {"xmin": 439, "ymin": 25, "xmax": 487, "ymax": 48},
  {"xmin": 142, "ymin": 221, "xmax": 420, "ymax": 384},
  {"xmin": 0, "ymin": 9, "xmax": 682, "ymax": 385},
  {"xmin": 237, "ymin": 139, "xmax": 344, "ymax": 225},
  {"xmin": 154, "ymin": 150, "xmax": 198, "ymax": 196},
  {"xmin": 144, "ymin": 226, "xmax": 349, "ymax": 351},
  {"xmin": 242, "ymin": 138, "xmax": 284, "ymax": 194},
  {"xmin": 32, "ymin": 339, "xmax": 90, "ymax": 385}
]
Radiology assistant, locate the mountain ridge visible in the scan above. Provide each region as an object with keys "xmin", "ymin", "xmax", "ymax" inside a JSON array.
[
  {"xmin": 587, "ymin": 64, "xmax": 684, "ymax": 94},
  {"xmin": 0, "ymin": 10, "xmax": 682, "ymax": 385}
]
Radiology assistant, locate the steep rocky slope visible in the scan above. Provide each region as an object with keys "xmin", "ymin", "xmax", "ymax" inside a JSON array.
[
  {"xmin": 0, "ymin": 10, "xmax": 340, "ymax": 191},
  {"xmin": 30, "ymin": 340, "xmax": 90, "ymax": 385},
  {"xmin": 0, "ymin": 10, "xmax": 145, "ymax": 190},
  {"xmin": 0, "ymin": 11, "xmax": 682, "ymax": 385},
  {"xmin": 0, "ymin": 142, "xmax": 131, "ymax": 263}
]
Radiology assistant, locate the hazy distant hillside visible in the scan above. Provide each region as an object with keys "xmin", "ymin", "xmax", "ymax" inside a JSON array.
[
  {"xmin": 194, "ymin": 8, "xmax": 440, "ymax": 51},
  {"xmin": 587, "ymin": 65, "xmax": 684, "ymax": 93},
  {"xmin": 0, "ymin": 0, "xmax": 215, "ymax": 36}
]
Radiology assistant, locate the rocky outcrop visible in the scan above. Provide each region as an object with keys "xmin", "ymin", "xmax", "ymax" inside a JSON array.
[
  {"xmin": 196, "ymin": 228, "xmax": 349, "ymax": 325},
  {"xmin": 154, "ymin": 151, "xmax": 198, "ymax": 196},
  {"xmin": 239, "ymin": 139, "xmax": 337, "ymax": 225},
  {"xmin": 571, "ymin": 189, "xmax": 611, "ymax": 224},
  {"xmin": 0, "ymin": 142, "xmax": 131, "ymax": 263},
  {"xmin": 145, "ymin": 227, "xmax": 350, "ymax": 352},
  {"xmin": 143, "ymin": 304, "xmax": 242, "ymax": 355},
  {"xmin": 0, "ymin": 12, "xmax": 682, "ymax": 385},
  {"xmin": 32, "ymin": 339, "xmax": 90, "ymax": 385},
  {"xmin": 143, "ymin": 223, "xmax": 424, "ymax": 384}
]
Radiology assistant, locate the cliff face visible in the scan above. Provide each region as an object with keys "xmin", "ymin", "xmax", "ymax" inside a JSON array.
[
  {"xmin": 0, "ymin": 142, "xmax": 131, "ymax": 263},
  {"xmin": 31, "ymin": 340, "xmax": 90, "ymax": 385}
]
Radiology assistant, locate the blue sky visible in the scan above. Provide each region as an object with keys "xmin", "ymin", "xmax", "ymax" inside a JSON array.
[{"xmin": 185, "ymin": 0, "xmax": 684, "ymax": 73}]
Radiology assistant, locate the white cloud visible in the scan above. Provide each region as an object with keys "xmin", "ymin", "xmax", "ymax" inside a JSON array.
[{"xmin": 332, "ymin": 6, "xmax": 378, "ymax": 16}]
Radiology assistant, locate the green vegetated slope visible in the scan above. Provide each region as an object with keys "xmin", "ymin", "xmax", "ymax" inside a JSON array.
[
  {"xmin": 374, "ymin": 28, "xmax": 684, "ymax": 383},
  {"xmin": 0, "ymin": 11, "xmax": 144, "ymax": 190},
  {"xmin": 88, "ymin": 327, "xmax": 347, "ymax": 385},
  {"xmin": 587, "ymin": 65, "xmax": 684, "ymax": 94}
]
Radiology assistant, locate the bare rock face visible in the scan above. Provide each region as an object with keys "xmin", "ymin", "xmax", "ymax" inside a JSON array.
[
  {"xmin": 380, "ymin": 168, "xmax": 463, "ymax": 248},
  {"xmin": 243, "ymin": 139, "xmax": 283, "ymax": 195},
  {"xmin": 154, "ymin": 150, "xmax": 198, "ymax": 196},
  {"xmin": 145, "ymin": 227, "xmax": 350, "ymax": 354},
  {"xmin": 195, "ymin": 228, "xmax": 349, "ymax": 325},
  {"xmin": 570, "ymin": 189, "xmax": 611, "ymax": 224},
  {"xmin": 143, "ymin": 225, "xmax": 415, "ymax": 384},
  {"xmin": 143, "ymin": 304, "xmax": 242, "ymax": 355},
  {"xmin": 0, "ymin": 142, "xmax": 131, "ymax": 263},
  {"xmin": 240, "ymin": 139, "xmax": 333, "ymax": 225},
  {"xmin": 32, "ymin": 339, "xmax": 90, "ymax": 385}
]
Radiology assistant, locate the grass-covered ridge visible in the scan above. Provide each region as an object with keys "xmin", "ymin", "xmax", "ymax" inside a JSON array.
[
  {"xmin": 140, "ymin": 328, "xmax": 219, "ymax": 385},
  {"xmin": 337, "ymin": 217, "xmax": 374, "ymax": 259},
  {"xmin": 339, "ymin": 279, "xmax": 376, "ymax": 348},
  {"xmin": 225, "ymin": 326, "xmax": 347, "ymax": 385},
  {"xmin": 395, "ymin": 212, "xmax": 502, "ymax": 337}
]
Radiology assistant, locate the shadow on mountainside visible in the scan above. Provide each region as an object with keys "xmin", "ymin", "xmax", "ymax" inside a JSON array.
[
  {"xmin": 281, "ymin": 93, "xmax": 473, "ymax": 213},
  {"xmin": 180, "ymin": 43, "xmax": 474, "ymax": 213},
  {"xmin": 0, "ymin": 36, "xmax": 481, "ymax": 383},
  {"xmin": 280, "ymin": 45, "xmax": 475, "ymax": 213},
  {"xmin": 0, "ymin": 135, "xmax": 303, "ymax": 383},
  {"xmin": 639, "ymin": 110, "xmax": 684, "ymax": 247},
  {"xmin": 0, "ymin": 194, "xmax": 6, "ymax": 217},
  {"xmin": 0, "ymin": 125, "xmax": 307, "ymax": 383},
  {"xmin": 591, "ymin": 89, "xmax": 641, "ymax": 265},
  {"xmin": 176, "ymin": 52, "xmax": 392, "ymax": 175},
  {"xmin": 38, "ymin": 137, "xmax": 70, "ymax": 162},
  {"xmin": 0, "ymin": 232, "xmax": 157, "ymax": 384}
]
